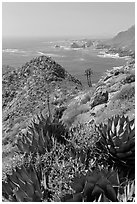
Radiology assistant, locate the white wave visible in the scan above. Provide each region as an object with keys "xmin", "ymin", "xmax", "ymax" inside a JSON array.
[
  {"xmin": 37, "ymin": 51, "xmax": 62, "ymax": 58},
  {"xmin": 37, "ymin": 51, "xmax": 46, "ymax": 55},
  {"xmin": 97, "ymin": 53, "xmax": 120, "ymax": 59},
  {"xmin": 42, "ymin": 41, "xmax": 53, "ymax": 44},
  {"xmin": 2, "ymin": 48, "xmax": 26, "ymax": 54},
  {"xmin": 79, "ymin": 58, "xmax": 85, "ymax": 61},
  {"xmin": 63, "ymin": 47, "xmax": 71, "ymax": 50},
  {"xmin": 3, "ymin": 48, "xmax": 19, "ymax": 53},
  {"xmin": 112, "ymin": 66, "xmax": 123, "ymax": 70},
  {"xmin": 98, "ymin": 52, "xmax": 131, "ymax": 60}
]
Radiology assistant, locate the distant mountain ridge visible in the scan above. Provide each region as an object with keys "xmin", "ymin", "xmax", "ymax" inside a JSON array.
[{"xmin": 108, "ymin": 25, "xmax": 135, "ymax": 51}]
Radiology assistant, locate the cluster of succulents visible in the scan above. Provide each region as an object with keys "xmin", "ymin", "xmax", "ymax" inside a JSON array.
[
  {"xmin": 95, "ymin": 115, "xmax": 135, "ymax": 179},
  {"xmin": 2, "ymin": 114, "xmax": 135, "ymax": 202},
  {"xmin": 16, "ymin": 113, "xmax": 68, "ymax": 155},
  {"xmin": 61, "ymin": 168, "xmax": 119, "ymax": 202}
]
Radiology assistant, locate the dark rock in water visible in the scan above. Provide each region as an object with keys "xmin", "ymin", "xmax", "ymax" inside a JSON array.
[
  {"xmin": 70, "ymin": 42, "xmax": 81, "ymax": 48},
  {"xmin": 85, "ymin": 40, "xmax": 93, "ymax": 47},
  {"xmin": 55, "ymin": 45, "xmax": 60, "ymax": 48},
  {"xmin": 70, "ymin": 42, "xmax": 85, "ymax": 49},
  {"xmin": 90, "ymin": 89, "xmax": 108, "ymax": 109}
]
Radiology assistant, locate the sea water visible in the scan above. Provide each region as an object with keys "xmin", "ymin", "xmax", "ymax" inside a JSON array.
[{"xmin": 2, "ymin": 37, "xmax": 126, "ymax": 86}]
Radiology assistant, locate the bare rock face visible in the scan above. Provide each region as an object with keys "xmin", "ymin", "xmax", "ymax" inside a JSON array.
[{"xmin": 90, "ymin": 89, "xmax": 108, "ymax": 109}]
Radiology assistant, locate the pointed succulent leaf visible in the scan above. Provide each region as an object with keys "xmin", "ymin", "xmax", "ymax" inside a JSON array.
[
  {"xmin": 2, "ymin": 181, "xmax": 13, "ymax": 196},
  {"xmin": 14, "ymin": 187, "xmax": 28, "ymax": 202},
  {"xmin": 84, "ymin": 182, "xmax": 94, "ymax": 198},
  {"xmin": 71, "ymin": 174, "xmax": 86, "ymax": 193},
  {"xmin": 107, "ymin": 170, "xmax": 119, "ymax": 187},
  {"xmin": 86, "ymin": 171, "xmax": 100, "ymax": 184},
  {"xmin": 61, "ymin": 194, "xmax": 73, "ymax": 202},
  {"xmin": 106, "ymin": 184, "xmax": 117, "ymax": 202},
  {"xmin": 96, "ymin": 176, "xmax": 109, "ymax": 192},
  {"xmin": 72, "ymin": 193, "xmax": 83, "ymax": 202},
  {"xmin": 91, "ymin": 185, "xmax": 104, "ymax": 201}
]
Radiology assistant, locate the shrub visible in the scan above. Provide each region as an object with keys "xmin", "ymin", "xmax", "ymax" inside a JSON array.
[
  {"xmin": 123, "ymin": 74, "xmax": 135, "ymax": 84},
  {"xmin": 62, "ymin": 104, "xmax": 90, "ymax": 127}
]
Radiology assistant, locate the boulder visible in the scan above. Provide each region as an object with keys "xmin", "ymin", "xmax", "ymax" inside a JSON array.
[
  {"xmin": 90, "ymin": 103, "xmax": 106, "ymax": 116},
  {"xmin": 90, "ymin": 89, "xmax": 108, "ymax": 109}
]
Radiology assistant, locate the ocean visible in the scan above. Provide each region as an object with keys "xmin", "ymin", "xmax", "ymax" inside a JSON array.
[{"xmin": 2, "ymin": 37, "xmax": 126, "ymax": 86}]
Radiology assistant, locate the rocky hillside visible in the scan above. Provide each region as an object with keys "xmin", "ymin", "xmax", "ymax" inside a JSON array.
[
  {"xmin": 2, "ymin": 56, "xmax": 82, "ymax": 149},
  {"xmin": 109, "ymin": 25, "xmax": 135, "ymax": 51},
  {"xmin": 61, "ymin": 59, "xmax": 135, "ymax": 127},
  {"xmin": 95, "ymin": 25, "xmax": 135, "ymax": 57}
]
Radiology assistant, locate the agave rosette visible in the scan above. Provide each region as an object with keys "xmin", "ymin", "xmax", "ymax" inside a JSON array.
[
  {"xmin": 95, "ymin": 115, "xmax": 135, "ymax": 177},
  {"xmin": 2, "ymin": 164, "xmax": 43, "ymax": 202},
  {"xmin": 16, "ymin": 113, "xmax": 68, "ymax": 155},
  {"xmin": 61, "ymin": 168, "xmax": 119, "ymax": 202}
]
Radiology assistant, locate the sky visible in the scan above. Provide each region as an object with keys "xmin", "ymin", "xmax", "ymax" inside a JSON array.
[{"xmin": 2, "ymin": 2, "xmax": 135, "ymax": 39}]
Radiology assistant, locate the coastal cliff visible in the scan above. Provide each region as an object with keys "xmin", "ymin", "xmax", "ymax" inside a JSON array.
[
  {"xmin": 109, "ymin": 25, "xmax": 135, "ymax": 51},
  {"xmin": 95, "ymin": 25, "xmax": 135, "ymax": 58}
]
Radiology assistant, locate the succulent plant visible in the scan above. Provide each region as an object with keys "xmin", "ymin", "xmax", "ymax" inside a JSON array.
[
  {"xmin": 16, "ymin": 113, "xmax": 68, "ymax": 155},
  {"xmin": 95, "ymin": 115, "xmax": 135, "ymax": 179},
  {"xmin": 117, "ymin": 180, "xmax": 135, "ymax": 202},
  {"xmin": 2, "ymin": 164, "xmax": 43, "ymax": 202},
  {"xmin": 61, "ymin": 168, "xmax": 119, "ymax": 202}
]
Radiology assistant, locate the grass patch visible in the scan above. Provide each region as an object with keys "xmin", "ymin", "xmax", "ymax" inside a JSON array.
[
  {"xmin": 112, "ymin": 83, "xmax": 135, "ymax": 101},
  {"xmin": 62, "ymin": 103, "xmax": 91, "ymax": 127}
]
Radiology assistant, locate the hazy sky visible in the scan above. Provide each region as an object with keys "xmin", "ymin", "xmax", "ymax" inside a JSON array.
[{"xmin": 2, "ymin": 2, "xmax": 135, "ymax": 38}]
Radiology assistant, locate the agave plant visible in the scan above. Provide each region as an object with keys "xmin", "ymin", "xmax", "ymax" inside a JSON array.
[
  {"xmin": 2, "ymin": 164, "xmax": 53, "ymax": 202},
  {"xmin": 61, "ymin": 168, "xmax": 119, "ymax": 202},
  {"xmin": 16, "ymin": 113, "xmax": 68, "ymax": 155},
  {"xmin": 3, "ymin": 164, "xmax": 42, "ymax": 201},
  {"xmin": 95, "ymin": 115, "xmax": 135, "ymax": 179}
]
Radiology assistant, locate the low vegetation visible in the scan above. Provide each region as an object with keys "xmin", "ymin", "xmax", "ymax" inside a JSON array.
[{"xmin": 2, "ymin": 113, "xmax": 135, "ymax": 202}]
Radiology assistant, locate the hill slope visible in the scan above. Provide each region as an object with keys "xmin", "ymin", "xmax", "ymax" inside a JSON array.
[
  {"xmin": 108, "ymin": 25, "xmax": 135, "ymax": 51},
  {"xmin": 2, "ymin": 55, "xmax": 82, "ymax": 146},
  {"xmin": 61, "ymin": 59, "xmax": 135, "ymax": 127}
]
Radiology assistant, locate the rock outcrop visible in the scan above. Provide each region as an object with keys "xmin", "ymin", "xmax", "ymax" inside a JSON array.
[
  {"xmin": 90, "ymin": 89, "xmax": 108, "ymax": 109},
  {"xmin": 70, "ymin": 42, "xmax": 85, "ymax": 49},
  {"xmin": 95, "ymin": 25, "xmax": 135, "ymax": 58}
]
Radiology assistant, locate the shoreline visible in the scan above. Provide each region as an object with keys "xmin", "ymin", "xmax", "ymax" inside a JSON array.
[{"xmin": 97, "ymin": 50, "xmax": 131, "ymax": 61}]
